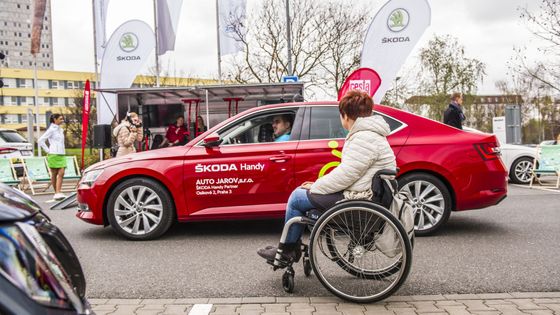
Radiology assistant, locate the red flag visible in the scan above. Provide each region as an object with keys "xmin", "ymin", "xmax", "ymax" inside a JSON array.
[
  {"xmin": 337, "ymin": 68, "xmax": 382, "ymax": 101},
  {"xmin": 81, "ymin": 80, "xmax": 91, "ymax": 171}
]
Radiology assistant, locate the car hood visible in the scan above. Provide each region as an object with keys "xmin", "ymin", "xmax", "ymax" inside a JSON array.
[
  {"xmin": 0, "ymin": 183, "xmax": 42, "ymax": 221},
  {"xmin": 85, "ymin": 145, "xmax": 192, "ymax": 172}
]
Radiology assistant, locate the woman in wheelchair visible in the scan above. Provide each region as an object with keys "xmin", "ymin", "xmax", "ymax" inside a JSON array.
[{"xmin": 257, "ymin": 90, "xmax": 397, "ymax": 264}]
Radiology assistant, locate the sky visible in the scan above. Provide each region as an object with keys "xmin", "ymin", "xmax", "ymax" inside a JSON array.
[{"xmin": 50, "ymin": 0, "xmax": 544, "ymax": 97}]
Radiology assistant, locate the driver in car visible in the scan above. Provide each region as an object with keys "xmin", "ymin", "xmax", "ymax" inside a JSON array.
[{"xmin": 272, "ymin": 114, "xmax": 293, "ymax": 142}]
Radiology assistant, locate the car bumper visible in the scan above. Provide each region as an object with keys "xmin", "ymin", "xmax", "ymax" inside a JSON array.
[
  {"xmin": 76, "ymin": 185, "xmax": 105, "ymax": 225},
  {"xmin": 455, "ymin": 159, "xmax": 508, "ymax": 211}
]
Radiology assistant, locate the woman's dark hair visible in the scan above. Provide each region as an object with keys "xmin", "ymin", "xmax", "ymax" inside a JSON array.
[
  {"xmin": 50, "ymin": 113, "xmax": 63, "ymax": 123},
  {"xmin": 339, "ymin": 90, "xmax": 373, "ymax": 120}
]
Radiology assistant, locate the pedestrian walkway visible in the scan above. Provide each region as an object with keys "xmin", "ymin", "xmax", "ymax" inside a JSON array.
[{"xmin": 89, "ymin": 292, "xmax": 560, "ymax": 315}]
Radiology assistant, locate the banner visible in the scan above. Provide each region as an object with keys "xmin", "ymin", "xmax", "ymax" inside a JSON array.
[
  {"xmin": 99, "ymin": 20, "xmax": 155, "ymax": 124},
  {"xmin": 360, "ymin": 0, "xmax": 431, "ymax": 103},
  {"xmin": 93, "ymin": 0, "xmax": 111, "ymax": 60},
  {"xmin": 337, "ymin": 68, "xmax": 382, "ymax": 101},
  {"xmin": 81, "ymin": 80, "xmax": 91, "ymax": 170},
  {"xmin": 30, "ymin": 0, "xmax": 47, "ymax": 55},
  {"xmin": 217, "ymin": 0, "xmax": 247, "ymax": 56},
  {"xmin": 156, "ymin": 0, "xmax": 184, "ymax": 55}
]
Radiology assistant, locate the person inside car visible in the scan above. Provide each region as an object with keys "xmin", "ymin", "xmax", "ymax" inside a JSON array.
[
  {"xmin": 257, "ymin": 90, "xmax": 397, "ymax": 262},
  {"xmin": 272, "ymin": 114, "xmax": 293, "ymax": 142},
  {"xmin": 161, "ymin": 115, "xmax": 188, "ymax": 147}
]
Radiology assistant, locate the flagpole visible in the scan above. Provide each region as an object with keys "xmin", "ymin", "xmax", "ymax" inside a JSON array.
[
  {"xmin": 215, "ymin": 0, "xmax": 223, "ymax": 83},
  {"xmin": 153, "ymin": 0, "xmax": 161, "ymax": 87},
  {"xmin": 33, "ymin": 55, "xmax": 41, "ymax": 156},
  {"xmin": 92, "ymin": 0, "xmax": 103, "ymax": 161},
  {"xmin": 285, "ymin": 0, "xmax": 293, "ymax": 76}
]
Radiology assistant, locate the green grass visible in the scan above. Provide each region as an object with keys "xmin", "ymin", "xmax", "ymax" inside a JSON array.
[{"xmin": 65, "ymin": 148, "xmax": 107, "ymax": 169}]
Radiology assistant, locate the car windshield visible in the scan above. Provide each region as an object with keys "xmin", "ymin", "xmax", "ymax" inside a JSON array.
[{"xmin": 0, "ymin": 131, "xmax": 27, "ymax": 143}]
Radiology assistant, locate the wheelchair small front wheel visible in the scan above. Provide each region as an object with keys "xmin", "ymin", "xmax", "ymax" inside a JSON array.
[
  {"xmin": 282, "ymin": 269, "xmax": 295, "ymax": 293},
  {"xmin": 309, "ymin": 201, "xmax": 412, "ymax": 303},
  {"xmin": 303, "ymin": 257, "xmax": 312, "ymax": 277}
]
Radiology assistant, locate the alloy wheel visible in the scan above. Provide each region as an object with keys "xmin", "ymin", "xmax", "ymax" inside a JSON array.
[
  {"xmin": 513, "ymin": 159, "xmax": 533, "ymax": 184},
  {"xmin": 400, "ymin": 180, "xmax": 445, "ymax": 233},
  {"xmin": 113, "ymin": 185, "xmax": 163, "ymax": 236}
]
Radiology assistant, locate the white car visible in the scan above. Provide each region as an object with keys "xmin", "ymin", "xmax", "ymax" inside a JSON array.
[
  {"xmin": 0, "ymin": 129, "xmax": 33, "ymax": 176},
  {"xmin": 463, "ymin": 127, "xmax": 536, "ymax": 184}
]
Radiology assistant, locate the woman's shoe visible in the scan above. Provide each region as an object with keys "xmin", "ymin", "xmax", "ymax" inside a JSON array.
[{"xmin": 257, "ymin": 243, "xmax": 301, "ymax": 263}]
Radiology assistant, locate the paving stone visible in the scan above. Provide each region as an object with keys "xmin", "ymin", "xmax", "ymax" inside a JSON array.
[
  {"xmin": 212, "ymin": 304, "xmax": 239, "ymax": 314},
  {"xmin": 141, "ymin": 299, "xmax": 176, "ymax": 305},
  {"xmin": 484, "ymin": 299, "xmax": 514, "ymax": 306},
  {"xmin": 313, "ymin": 303, "xmax": 341, "ymax": 314},
  {"xmin": 262, "ymin": 304, "xmax": 288, "ymax": 313},
  {"xmin": 290, "ymin": 312, "xmax": 313, "ymax": 315},
  {"xmin": 533, "ymin": 298, "xmax": 560, "ymax": 304},
  {"xmin": 540, "ymin": 304, "xmax": 560, "ymax": 312},
  {"xmin": 336, "ymin": 304, "xmax": 366, "ymax": 311},
  {"xmin": 161, "ymin": 304, "xmax": 189, "ymax": 315},
  {"xmin": 391, "ymin": 308, "xmax": 417, "ymax": 315},
  {"xmin": 410, "ymin": 295, "xmax": 446, "ymax": 301},
  {"xmin": 242, "ymin": 297, "xmax": 276, "ymax": 304},
  {"xmin": 89, "ymin": 298, "xmax": 109, "ymax": 305},
  {"xmin": 462, "ymin": 300, "xmax": 497, "ymax": 312},
  {"xmin": 523, "ymin": 310, "xmax": 554, "ymax": 315},
  {"xmin": 107, "ymin": 299, "xmax": 142, "ymax": 305},
  {"xmin": 443, "ymin": 294, "xmax": 479, "ymax": 301},
  {"xmin": 436, "ymin": 301, "xmax": 465, "ymax": 307},
  {"xmin": 363, "ymin": 305, "xmax": 390, "ymax": 313},
  {"xmin": 139, "ymin": 304, "xmax": 167, "ymax": 310},
  {"xmin": 237, "ymin": 310, "xmax": 262, "ymax": 315},
  {"xmin": 263, "ymin": 313, "xmax": 289, "ymax": 315},
  {"xmin": 108, "ymin": 304, "xmax": 143, "ymax": 315},
  {"xmin": 135, "ymin": 310, "xmax": 162, "ymax": 315},
  {"xmin": 287, "ymin": 303, "xmax": 315, "ymax": 312},
  {"xmin": 490, "ymin": 304, "xmax": 528, "ymax": 315},
  {"xmin": 386, "ymin": 302, "xmax": 413, "ymax": 308},
  {"xmin": 475, "ymin": 293, "xmax": 513, "ymax": 300},
  {"xmin": 363, "ymin": 310, "xmax": 395, "ymax": 315},
  {"xmin": 276, "ymin": 297, "xmax": 311, "ymax": 303},
  {"xmin": 511, "ymin": 293, "xmax": 560, "ymax": 299},
  {"xmin": 311, "ymin": 312, "xmax": 342, "ymax": 315},
  {"xmin": 92, "ymin": 311, "xmax": 115, "ymax": 315},
  {"xmin": 507, "ymin": 299, "xmax": 548, "ymax": 310},
  {"xmin": 209, "ymin": 298, "xmax": 243, "ymax": 304},
  {"xmin": 469, "ymin": 312, "xmax": 501, "ymax": 315},
  {"xmin": 385, "ymin": 296, "xmax": 414, "ymax": 302},
  {"xmin": 237, "ymin": 304, "xmax": 264, "ymax": 310},
  {"xmin": 339, "ymin": 309, "xmax": 365, "ymax": 315},
  {"xmin": 439, "ymin": 306, "xmax": 471, "ymax": 315},
  {"xmin": 409, "ymin": 301, "xmax": 443, "ymax": 313},
  {"xmin": 309, "ymin": 297, "xmax": 342, "ymax": 303},
  {"xmin": 93, "ymin": 304, "xmax": 117, "ymax": 311},
  {"xmin": 173, "ymin": 298, "xmax": 209, "ymax": 304}
]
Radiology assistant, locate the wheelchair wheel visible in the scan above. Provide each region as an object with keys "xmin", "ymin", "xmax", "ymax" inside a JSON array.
[
  {"xmin": 282, "ymin": 269, "xmax": 295, "ymax": 293},
  {"xmin": 303, "ymin": 257, "xmax": 312, "ymax": 277},
  {"xmin": 309, "ymin": 201, "xmax": 412, "ymax": 303}
]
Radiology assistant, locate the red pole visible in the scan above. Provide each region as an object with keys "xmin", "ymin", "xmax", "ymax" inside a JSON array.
[{"xmin": 195, "ymin": 100, "xmax": 199, "ymax": 136}]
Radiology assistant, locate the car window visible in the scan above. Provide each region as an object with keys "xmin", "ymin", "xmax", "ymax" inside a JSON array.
[
  {"xmin": 309, "ymin": 107, "xmax": 348, "ymax": 140},
  {"xmin": 219, "ymin": 110, "xmax": 297, "ymax": 145},
  {"xmin": 376, "ymin": 113, "xmax": 404, "ymax": 132},
  {"xmin": 0, "ymin": 131, "xmax": 27, "ymax": 143}
]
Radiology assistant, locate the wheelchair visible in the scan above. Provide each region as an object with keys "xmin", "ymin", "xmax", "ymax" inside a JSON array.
[{"xmin": 266, "ymin": 169, "xmax": 413, "ymax": 303}]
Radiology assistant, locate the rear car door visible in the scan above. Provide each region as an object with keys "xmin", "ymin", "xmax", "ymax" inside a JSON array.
[
  {"xmin": 294, "ymin": 105, "xmax": 409, "ymax": 185},
  {"xmin": 183, "ymin": 107, "xmax": 304, "ymax": 219}
]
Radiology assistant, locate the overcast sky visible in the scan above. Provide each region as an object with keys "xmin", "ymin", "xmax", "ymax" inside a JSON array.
[{"xmin": 51, "ymin": 0, "xmax": 543, "ymax": 97}]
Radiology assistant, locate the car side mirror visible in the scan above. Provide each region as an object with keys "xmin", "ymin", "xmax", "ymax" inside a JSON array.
[{"xmin": 203, "ymin": 133, "xmax": 222, "ymax": 147}]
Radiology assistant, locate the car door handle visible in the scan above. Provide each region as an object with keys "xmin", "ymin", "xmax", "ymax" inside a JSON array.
[{"xmin": 269, "ymin": 155, "xmax": 292, "ymax": 163}]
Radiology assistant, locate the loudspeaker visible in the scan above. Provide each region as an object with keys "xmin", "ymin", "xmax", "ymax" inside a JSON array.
[{"xmin": 93, "ymin": 124, "xmax": 112, "ymax": 148}]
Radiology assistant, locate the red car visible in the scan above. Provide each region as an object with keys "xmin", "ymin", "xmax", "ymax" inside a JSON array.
[{"xmin": 77, "ymin": 102, "xmax": 507, "ymax": 240}]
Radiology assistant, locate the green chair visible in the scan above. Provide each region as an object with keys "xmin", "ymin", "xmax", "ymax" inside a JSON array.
[
  {"xmin": 0, "ymin": 158, "xmax": 21, "ymax": 187},
  {"xmin": 61, "ymin": 156, "xmax": 81, "ymax": 192},
  {"xmin": 21, "ymin": 157, "xmax": 52, "ymax": 195},
  {"xmin": 530, "ymin": 145, "xmax": 560, "ymax": 189}
]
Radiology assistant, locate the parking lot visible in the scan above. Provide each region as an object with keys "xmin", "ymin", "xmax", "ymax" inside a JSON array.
[{"xmin": 35, "ymin": 184, "xmax": 560, "ymax": 299}]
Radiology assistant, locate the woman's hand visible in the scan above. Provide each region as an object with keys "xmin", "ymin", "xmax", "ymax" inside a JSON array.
[
  {"xmin": 130, "ymin": 126, "xmax": 137, "ymax": 132},
  {"xmin": 300, "ymin": 181, "xmax": 314, "ymax": 190}
]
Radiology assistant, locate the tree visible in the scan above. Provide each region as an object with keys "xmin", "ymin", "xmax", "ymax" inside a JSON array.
[
  {"xmin": 225, "ymin": 0, "xmax": 371, "ymax": 96},
  {"xmin": 516, "ymin": 0, "xmax": 560, "ymax": 93},
  {"xmin": 415, "ymin": 34, "xmax": 486, "ymax": 122},
  {"xmin": 65, "ymin": 90, "xmax": 97, "ymax": 152}
]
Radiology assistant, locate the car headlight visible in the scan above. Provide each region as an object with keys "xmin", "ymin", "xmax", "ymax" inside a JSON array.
[{"xmin": 80, "ymin": 169, "xmax": 104, "ymax": 187}]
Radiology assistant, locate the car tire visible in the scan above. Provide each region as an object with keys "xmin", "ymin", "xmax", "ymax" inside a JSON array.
[
  {"xmin": 509, "ymin": 157, "xmax": 534, "ymax": 184},
  {"xmin": 398, "ymin": 173, "xmax": 452, "ymax": 236},
  {"xmin": 107, "ymin": 178, "xmax": 174, "ymax": 241}
]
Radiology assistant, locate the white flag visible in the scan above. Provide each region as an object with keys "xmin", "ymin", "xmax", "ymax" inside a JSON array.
[
  {"xmin": 156, "ymin": 0, "xmax": 184, "ymax": 56},
  {"xmin": 98, "ymin": 20, "xmax": 155, "ymax": 124},
  {"xmin": 93, "ymin": 0, "xmax": 110, "ymax": 60},
  {"xmin": 217, "ymin": 0, "xmax": 246, "ymax": 56},
  {"xmin": 361, "ymin": 0, "xmax": 431, "ymax": 103}
]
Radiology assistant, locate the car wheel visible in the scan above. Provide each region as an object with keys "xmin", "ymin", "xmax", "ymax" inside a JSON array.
[
  {"xmin": 107, "ymin": 178, "xmax": 174, "ymax": 240},
  {"xmin": 398, "ymin": 173, "xmax": 452, "ymax": 236},
  {"xmin": 509, "ymin": 157, "xmax": 534, "ymax": 184}
]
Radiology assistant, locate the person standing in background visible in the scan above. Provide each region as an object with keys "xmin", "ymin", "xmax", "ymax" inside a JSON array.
[
  {"xmin": 443, "ymin": 92, "xmax": 465, "ymax": 130},
  {"xmin": 113, "ymin": 112, "xmax": 143, "ymax": 157},
  {"xmin": 38, "ymin": 114, "xmax": 67, "ymax": 200}
]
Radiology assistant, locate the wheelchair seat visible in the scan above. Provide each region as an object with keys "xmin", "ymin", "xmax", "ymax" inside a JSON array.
[{"xmin": 305, "ymin": 209, "xmax": 322, "ymax": 220}]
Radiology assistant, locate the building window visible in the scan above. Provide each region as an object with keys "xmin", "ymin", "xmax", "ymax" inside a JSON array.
[
  {"xmin": 5, "ymin": 114, "xmax": 18, "ymax": 124},
  {"xmin": 17, "ymin": 4, "xmax": 20, "ymax": 8},
  {"xmin": 21, "ymin": 115, "xmax": 27, "ymax": 123},
  {"xmin": 37, "ymin": 80, "xmax": 49, "ymax": 89}
]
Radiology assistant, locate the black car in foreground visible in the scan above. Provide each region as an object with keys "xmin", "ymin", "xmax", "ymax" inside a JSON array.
[{"xmin": 0, "ymin": 183, "xmax": 93, "ymax": 315}]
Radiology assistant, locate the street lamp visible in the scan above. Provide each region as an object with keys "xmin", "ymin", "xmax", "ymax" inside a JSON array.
[{"xmin": 394, "ymin": 76, "xmax": 401, "ymax": 107}]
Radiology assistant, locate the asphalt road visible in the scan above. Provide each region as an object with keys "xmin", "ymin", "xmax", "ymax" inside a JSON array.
[{"xmin": 34, "ymin": 184, "xmax": 560, "ymax": 299}]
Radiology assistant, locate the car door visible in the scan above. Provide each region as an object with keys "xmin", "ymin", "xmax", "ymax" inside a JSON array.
[
  {"xmin": 294, "ymin": 105, "xmax": 409, "ymax": 185},
  {"xmin": 183, "ymin": 107, "xmax": 304, "ymax": 219}
]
